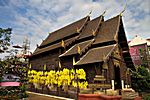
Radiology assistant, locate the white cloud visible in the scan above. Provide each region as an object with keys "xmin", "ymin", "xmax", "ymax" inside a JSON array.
[{"xmin": 0, "ymin": 0, "xmax": 150, "ymax": 59}]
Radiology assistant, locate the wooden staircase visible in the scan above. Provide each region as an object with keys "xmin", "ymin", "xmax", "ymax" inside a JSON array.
[
  {"xmin": 88, "ymin": 75, "xmax": 111, "ymax": 93},
  {"xmin": 121, "ymin": 89, "xmax": 139, "ymax": 99},
  {"xmin": 94, "ymin": 75, "xmax": 106, "ymax": 82}
]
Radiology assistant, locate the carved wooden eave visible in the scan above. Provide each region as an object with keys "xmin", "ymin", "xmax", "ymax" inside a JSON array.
[
  {"xmin": 64, "ymin": 36, "xmax": 78, "ymax": 48},
  {"xmin": 76, "ymin": 16, "xmax": 90, "ymax": 33},
  {"xmin": 118, "ymin": 16, "xmax": 135, "ymax": 70},
  {"xmin": 92, "ymin": 15, "xmax": 104, "ymax": 37},
  {"xmin": 80, "ymin": 39, "xmax": 95, "ymax": 56},
  {"xmin": 112, "ymin": 45, "xmax": 122, "ymax": 67},
  {"xmin": 102, "ymin": 44, "xmax": 117, "ymax": 69},
  {"xmin": 114, "ymin": 15, "xmax": 121, "ymax": 42},
  {"xmin": 92, "ymin": 11, "xmax": 106, "ymax": 37}
]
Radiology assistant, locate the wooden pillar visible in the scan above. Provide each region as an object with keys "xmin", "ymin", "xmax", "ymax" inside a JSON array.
[
  {"xmin": 111, "ymin": 80, "xmax": 115, "ymax": 90},
  {"xmin": 121, "ymin": 80, "xmax": 124, "ymax": 89}
]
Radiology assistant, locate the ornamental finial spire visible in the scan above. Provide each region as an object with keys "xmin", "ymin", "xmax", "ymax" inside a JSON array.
[
  {"xmin": 102, "ymin": 10, "xmax": 106, "ymax": 16},
  {"xmin": 120, "ymin": 0, "xmax": 127, "ymax": 16},
  {"xmin": 88, "ymin": 9, "xmax": 93, "ymax": 16}
]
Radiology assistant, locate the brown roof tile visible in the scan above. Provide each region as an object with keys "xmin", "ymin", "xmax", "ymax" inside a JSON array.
[
  {"xmin": 40, "ymin": 16, "xmax": 89, "ymax": 46},
  {"xmin": 64, "ymin": 36, "xmax": 78, "ymax": 47},
  {"xmin": 60, "ymin": 39, "xmax": 94, "ymax": 57},
  {"xmin": 33, "ymin": 42, "xmax": 61, "ymax": 55},
  {"xmin": 93, "ymin": 15, "xmax": 120, "ymax": 45},
  {"xmin": 33, "ymin": 37, "xmax": 77, "ymax": 55},
  {"xmin": 75, "ymin": 45, "xmax": 115, "ymax": 65},
  {"xmin": 78, "ymin": 16, "xmax": 103, "ymax": 40}
]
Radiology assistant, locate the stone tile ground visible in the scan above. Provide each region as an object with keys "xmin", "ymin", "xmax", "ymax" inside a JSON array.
[{"xmin": 27, "ymin": 92, "xmax": 74, "ymax": 100}]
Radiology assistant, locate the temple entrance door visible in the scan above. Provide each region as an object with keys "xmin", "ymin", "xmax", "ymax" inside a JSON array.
[{"xmin": 114, "ymin": 66, "xmax": 121, "ymax": 89}]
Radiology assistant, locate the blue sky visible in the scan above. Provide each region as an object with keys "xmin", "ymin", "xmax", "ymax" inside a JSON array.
[{"xmin": 0, "ymin": 0, "xmax": 150, "ymax": 57}]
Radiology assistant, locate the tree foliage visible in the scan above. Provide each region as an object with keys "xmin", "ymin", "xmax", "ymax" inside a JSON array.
[
  {"xmin": 0, "ymin": 55, "xmax": 29, "ymax": 99},
  {"xmin": 131, "ymin": 66, "xmax": 150, "ymax": 92},
  {"xmin": 0, "ymin": 28, "xmax": 12, "ymax": 51}
]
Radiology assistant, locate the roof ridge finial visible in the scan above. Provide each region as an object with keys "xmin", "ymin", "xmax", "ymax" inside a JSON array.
[
  {"xmin": 102, "ymin": 10, "xmax": 106, "ymax": 16},
  {"xmin": 88, "ymin": 9, "xmax": 93, "ymax": 16},
  {"xmin": 120, "ymin": 0, "xmax": 127, "ymax": 16}
]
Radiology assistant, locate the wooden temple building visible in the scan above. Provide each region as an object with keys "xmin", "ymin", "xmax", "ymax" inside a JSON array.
[{"xmin": 29, "ymin": 13, "xmax": 134, "ymax": 90}]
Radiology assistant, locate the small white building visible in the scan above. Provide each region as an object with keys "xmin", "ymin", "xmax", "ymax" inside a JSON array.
[{"xmin": 128, "ymin": 35, "xmax": 150, "ymax": 69}]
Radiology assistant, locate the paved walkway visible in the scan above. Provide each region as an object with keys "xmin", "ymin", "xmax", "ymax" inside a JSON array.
[{"xmin": 27, "ymin": 92, "xmax": 74, "ymax": 100}]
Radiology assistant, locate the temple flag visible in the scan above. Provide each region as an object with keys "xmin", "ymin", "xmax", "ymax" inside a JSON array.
[
  {"xmin": 59, "ymin": 61, "xmax": 61, "ymax": 68},
  {"xmin": 92, "ymin": 30, "xmax": 96, "ymax": 36},
  {"xmin": 61, "ymin": 40, "xmax": 65, "ymax": 47},
  {"xmin": 29, "ymin": 63, "xmax": 32, "ymax": 69},
  {"xmin": 77, "ymin": 45, "xmax": 81, "ymax": 54},
  {"xmin": 44, "ymin": 64, "xmax": 46, "ymax": 70},
  {"xmin": 77, "ymin": 27, "xmax": 80, "ymax": 33},
  {"xmin": 73, "ymin": 56, "xmax": 76, "ymax": 65}
]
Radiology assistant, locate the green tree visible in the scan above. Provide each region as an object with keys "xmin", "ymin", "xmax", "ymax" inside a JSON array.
[
  {"xmin": 0, "ymin": 28, "xmax": 12, "ymax": 52},
  {"xmin": 131, "ymin": 66, "xmax": 150, "ymax": 93},
  {"xmin": 0, "ymin": 27, "xmax": 12, "ymax": 81}
]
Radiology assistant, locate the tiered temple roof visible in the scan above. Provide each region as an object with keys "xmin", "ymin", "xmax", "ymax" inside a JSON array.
[
  {"xmin": 31, "ymin": 14, "xmax": 134, "ymax": 69},
  {"xmin": 75, "ymin": 45, "xmax": 115, "ymax": 65},
  {"xmin": 93, "ymin": 15, "xmax": 120, "ymax": 45},
  {"xmin": 40, "ymin": 16, "xmax": 90, "ymax": 47},
  {"xmin": 59, "ymin": 39, "xmax": 94, "ymax": 57},
  {"xmin": 78, "ymin": 16, "xmax": 103, "ymax": 40},
  {"xmin": 33, "ymin": 16, "xmax": 90, "ymax": 55}
]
